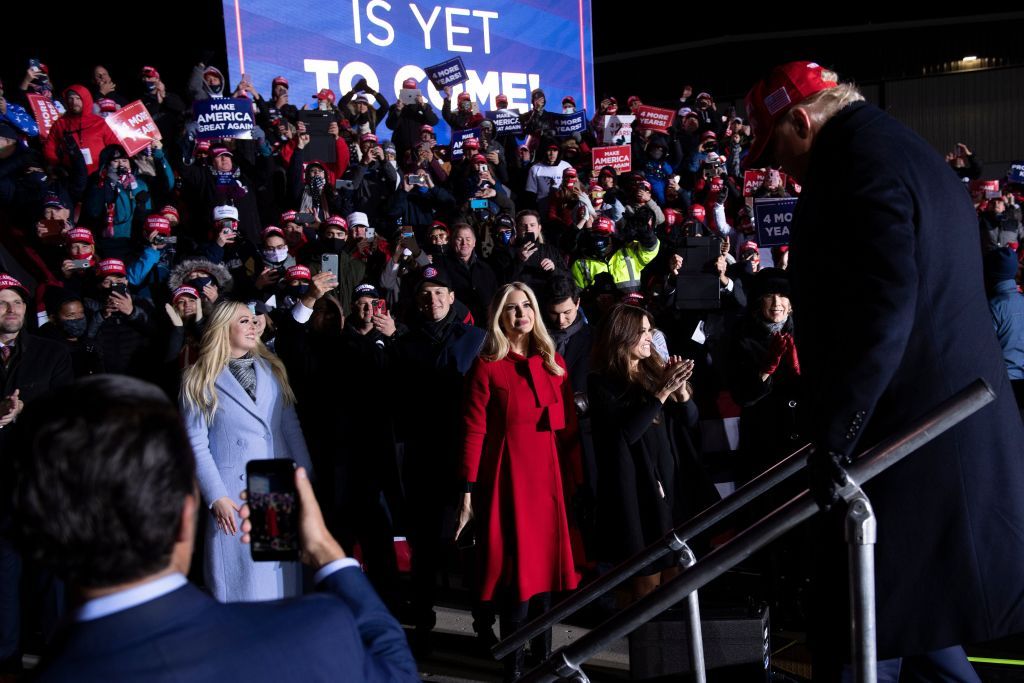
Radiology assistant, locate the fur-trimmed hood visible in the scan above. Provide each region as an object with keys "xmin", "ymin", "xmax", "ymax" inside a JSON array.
[{"xmin": 168, "ymin": 258, "xmax": 234, "ymax": 293}]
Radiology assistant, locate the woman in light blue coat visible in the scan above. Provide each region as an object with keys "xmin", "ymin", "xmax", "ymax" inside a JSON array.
[{"xmin": 181, "ymin": 299, "xmax": 313, "ymax": 602}]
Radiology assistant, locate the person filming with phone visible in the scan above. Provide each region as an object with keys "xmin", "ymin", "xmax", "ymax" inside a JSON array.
[{"xmin": 8, "ymin": 375, "xmax": 418, "ymax": 681}]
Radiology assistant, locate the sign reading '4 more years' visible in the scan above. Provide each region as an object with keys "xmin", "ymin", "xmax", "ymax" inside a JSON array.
[{"xmin": 753, "ymin": 197, "xmax": 797, "ymax": 247}]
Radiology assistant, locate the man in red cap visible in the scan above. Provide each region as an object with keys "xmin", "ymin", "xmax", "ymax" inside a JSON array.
[{"xmin": 744, "ymin": 61, "xmax": 1024, "ymax": 680}]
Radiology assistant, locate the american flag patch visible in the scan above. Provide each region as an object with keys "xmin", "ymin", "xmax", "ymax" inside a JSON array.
[{"xmin": 764, "ymin": 87, "xmax": 792, "ymax": 116}]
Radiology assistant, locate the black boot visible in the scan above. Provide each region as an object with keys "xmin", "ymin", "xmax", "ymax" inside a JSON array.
[{"xmin": 525, "ymin": 628, "xmax": 552, "ymax": 669}]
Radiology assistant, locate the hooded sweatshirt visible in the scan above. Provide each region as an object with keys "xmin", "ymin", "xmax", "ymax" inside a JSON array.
[{"xmin": 43, "ymin": 85, "xmax": 119, "ymax": 174}]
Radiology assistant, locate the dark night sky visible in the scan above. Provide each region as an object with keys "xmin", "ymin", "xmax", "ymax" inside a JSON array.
[{"xmin": 5, "ymin": 6, "xmax": 1024, "ymax": 114}]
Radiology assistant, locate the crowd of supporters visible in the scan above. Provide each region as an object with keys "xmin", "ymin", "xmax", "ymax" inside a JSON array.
[{"xmin": 1, "ymin": 56, "xmax": 1022, "ymax": 680}]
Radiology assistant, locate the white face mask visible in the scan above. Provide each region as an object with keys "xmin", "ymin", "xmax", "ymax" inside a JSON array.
[
  {"xmin": 263, "ymin": 247, "xmax": 288, "ymax": 264},
  {"xmin": 563, "ymin": 106, "xmax": 575, "ymax": 114}
]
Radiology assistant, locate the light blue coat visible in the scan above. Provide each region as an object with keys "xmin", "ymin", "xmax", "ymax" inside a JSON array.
[{"xmin": 182, "ymin": 359, "xmax": 313, "ymax": 603}]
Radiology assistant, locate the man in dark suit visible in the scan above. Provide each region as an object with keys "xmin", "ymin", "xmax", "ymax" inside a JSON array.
[
  {"xmin": 9, "ymin": 375, "xmax": 419, "ymax": 682},
  {"xmin": 0, "ymin": 273, "xmax": 73, "ymax": 675},
  {"xmin": 744, "ymin": 62, "xmax": 1024, "ymax": 681}
]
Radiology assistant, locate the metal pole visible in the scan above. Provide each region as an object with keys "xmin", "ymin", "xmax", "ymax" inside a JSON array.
[
  {"xmin": 678, "ymin": 545, "xmax": 707, "ymax": 683},
  {"xmin": 845, "ymin": 491, "xmax": 878, "ymax": 683},
  {"xmin": 492, "ymin": 444, "xmax": 812, "ymax": 659}
]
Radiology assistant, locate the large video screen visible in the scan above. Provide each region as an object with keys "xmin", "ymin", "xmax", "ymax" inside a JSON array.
[{"xmin": 223, "ymin": 0, "xmax": 594, "ymax": 143}]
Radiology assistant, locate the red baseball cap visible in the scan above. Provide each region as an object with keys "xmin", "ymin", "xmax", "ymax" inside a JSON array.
[
  {"xmin": 325, "ymin": 215, "xmax": 348, "ymax": 231},
  {"xmin": 146, "ymin": 215, "xmax": 172, "ymax": 234},
  {"xmin": 593, "ymin": 216, "xmax": 615, "ymax": 235},
  {"xmin": 0, "ymin": 273, "xmax": 29, "ymax": 299},
  {"xmin": 314, "ymin": 88, "xmax": 335, "ymax": 103},
  {"xmin": 68, "ymin": 227, "xmax": 95, "ymax": 244},
  {"xmin": 98, "ymin": 258, "xmax": 127, "ymax": 277},
  {"xmin": 161, "ymin": 205, "xmax": 180, "ymax": 222},
  {"xmin": 689, "ymin": 204, "xmax": 706, "ymax": 221},
  {"xmin": 172, "ymin": 285, "xmax": 200, "ymax": 304},
  {"xmin": 261, "ymin": 225, "xmax": 285, "ymax": 239},
  {"xmin": 280, "ymin": 210, "xmax": 299, "ymax": 224},
  {"xmin": 286, "ymin": 265, "xmax": 312, "ymax": 282},
  {"xmin": 743, "ymin": 61, "xmax": 839, "ymax": 170},
  {"xmin": 272, "ymin": 76, "xmax": 289, "ymax": 89}
]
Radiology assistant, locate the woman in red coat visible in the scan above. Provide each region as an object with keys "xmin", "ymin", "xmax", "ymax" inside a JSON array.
[{"xmin": 457, "ymin": 281, "xmax": 582, "ymax": 681}]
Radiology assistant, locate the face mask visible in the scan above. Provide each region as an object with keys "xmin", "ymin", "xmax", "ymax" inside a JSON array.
[
  {"xmin": 263, "ymin": 247, "xmax": 288, "ymax": 264},
  {"xmin": 309, "ymin": 175, "xmax": 326, "ymax": 192},
  {"xmin": 144, "ymin": 81, "xmax": 157, "ymax": 92},
  {"xmin": 61, "ymin": 317, "xmax": 87, "ymax": 338},
  {"xmin": 563, "ymin": 106, "xmax": 575, "ymax": 114},
  {"xmin": 188, "ymin": 276, "xmax": 213, "ymax": 294},
  {"xmin": 592, "ymin": 238, "xmax": 608, "ymax": 254},
  {"xmin": 499, "ymin": 230, "xmax": 513, "ymax": 246},
  {"xmin": 289, "ymin": 283, "xmax": 310, "ymax": 297},
  {"xmin": 326, "ymin": 237, "xmax": 347, "ymax": 254}
]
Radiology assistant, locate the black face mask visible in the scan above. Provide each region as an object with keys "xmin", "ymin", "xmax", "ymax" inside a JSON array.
[
  {"xmin": 325, "ymin": 238, "xmax": 347, "ymax": 254},
  {"xmin": 61, "ymin": 317, "xmax": 87, "ymax": 338},
  {"xmin": 188, "ymin": 276, "xmax": 213, "ymax": 294},
  {"xmin": 289, "ymin": 283, "xmax": 310, "ymax": 297}
]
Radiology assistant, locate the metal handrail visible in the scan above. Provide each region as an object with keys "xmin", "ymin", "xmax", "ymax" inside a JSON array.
[
  {"xmin": 493, "ymin": 442, "xmax": 813, "ymax": 659},
  {"xmin": 517, "ymin": 378, "xmax": 994, "ymax": 682}
]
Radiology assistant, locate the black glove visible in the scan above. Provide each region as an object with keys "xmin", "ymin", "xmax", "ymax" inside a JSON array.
[{"xmin": 808, "ymin": 448, "xmax": 852, "ymax": 511}]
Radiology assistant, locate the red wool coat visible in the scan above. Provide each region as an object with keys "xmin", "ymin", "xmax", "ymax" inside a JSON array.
[{"xmin": 462, "ymin": 351, "xmax": 582, "ymax": 603}]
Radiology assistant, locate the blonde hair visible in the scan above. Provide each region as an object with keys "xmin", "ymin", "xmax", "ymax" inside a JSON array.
[
  {"xmin": 181, "ymin": 300, "xmax": 296, "ymax": 423},
  {"xmin": 481, "ymin": 282, "xmax": 564, "ymax": 376},
  {"xmin": 797, "ymin": 82, "xmax": 865, "ymax": 128}
]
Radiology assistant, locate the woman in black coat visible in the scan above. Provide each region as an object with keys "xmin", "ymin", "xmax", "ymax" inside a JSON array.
[
  {"xmin": 588, "ymin": 304, "xmax": 718, "ymax": 604},
  {"xmin": 726, "ymin": 267, "xmax": 803, "ymax": 481}
]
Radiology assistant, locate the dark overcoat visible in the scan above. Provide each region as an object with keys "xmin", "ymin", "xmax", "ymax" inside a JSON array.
[{"xmin": 788, "ymin": 101, "xmax": 1024, "ymax": 659}]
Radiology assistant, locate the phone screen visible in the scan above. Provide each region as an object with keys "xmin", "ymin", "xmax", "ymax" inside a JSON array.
[{"xmin": 246, "ymin": 459, "xmax": 300, "ymax": 561}]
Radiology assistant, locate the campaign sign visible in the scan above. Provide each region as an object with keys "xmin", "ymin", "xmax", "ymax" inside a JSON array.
[
  {"xmin": 635, "ymin": 105, "xmax": 675, "ymax": 133},
  {"xmin": 451, "ymin": 127, "xmax": 481, "ymax": 160},
  {"xmin": 601, "ymin": 115, "xmax": 634, "ymax": 145},
  {"xmin": 753, "ymin": 197, "xmax": 797, "ymax": 247},
  {"xmin": 485, "ymin": 109, "xmax": 522, "ymax": 135},
  {"xmin": 743, "ymin": 169, "xmax": 789, "ymax": 197},
  {"xmin": 222, "ymin": 0, "xmax": 594, "ymax": 145},
  {"xmin": 193, "ymin": 98, "xmax": 256, "ymax": 140},
  {"xmin": 1009, "ymin": 161, "xmax": 1024, "ymax": 184},
  {"xmin": 426, "ymin": 56, "xmax": 467, "ymax": 89},
  {"xmin": 592, "ymin": 145, "xmax": 631, "ymax": 174},
  {"xmin": 26, "ymin": 94, "xmax": 61, "ymax": 139},
  {"xmin": 105, "ymin": 100, "xmax": 162, "ymax": 156},
  {"xmin": 553, "ymin": 110, "xmax": 586, "ymax": 136}
]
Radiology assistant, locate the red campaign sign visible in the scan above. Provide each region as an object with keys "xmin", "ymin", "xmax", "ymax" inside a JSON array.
[
  {"xmin": 105, "ymin": 100, "xmax": 162, "ymax": 156},
  {"xmin": 743, "ymin": 168, "xmax": 789, "ymax": 197},
  {"xmin": 635, "ymin": 105, "xmax": 676, "ymax": 133},
  {"xmin": 27, "ymin": 94, "xmax": 61, "ymax": 139},
  {"xmin": 743, "ymin": 170, "xmax": 766, "ymax": 197},
  {"xmin": 592, "ymin": 145, "xmax": 632, "ymax": 174}
]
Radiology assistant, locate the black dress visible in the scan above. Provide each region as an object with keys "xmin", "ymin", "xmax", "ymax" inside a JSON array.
[{"xmin": 587, "ymin": 372, "xmax": 718, "ymax": 574}]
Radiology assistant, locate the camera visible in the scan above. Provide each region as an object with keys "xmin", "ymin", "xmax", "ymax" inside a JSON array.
[{"xmin": 152, "ymin": 234, "xmax": 177, "ymax": 245}]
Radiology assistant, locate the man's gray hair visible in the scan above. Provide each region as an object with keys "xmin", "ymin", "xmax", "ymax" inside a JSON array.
[{"xmin": 798, "ymin": 83, "xmax": 866, "ymax": 127}]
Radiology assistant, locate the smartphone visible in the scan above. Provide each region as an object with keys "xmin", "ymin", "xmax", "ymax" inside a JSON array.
[
  {"xmin": 405, "ymin": 174, "xmax": 427, "ymax": 187},
  {"xmin": 70, "ymin": 258, "xmax": 92, "ymax": 269},
  {"xmin": 295, "ymin": 212, "xmax": 316, "ymax": 224},
  {"xmin": 108, "ymin": 282, "xmax": 128, "ymax": 296},
  {"xmin": 365, "ymin": 227, "xmax": 376, "ymax": 240},
  {"xmin": 40, "ymin": 219, "xmax": 65, "ymax": 241},
  {"xmin": 335, "ymin": 179, "xmax": 355, "ymax": 191},
  {"xmin": 372, "ymin": 298, "xmax": 387, "ymax": 316},
  {"xmin": 470, "ymin": 198, "xmax": 489, "ymax": 210},
  {"xmin": 246, "ymin": 459, "xmax": 300, "ymax": 562},
  {"xmin": 320, "ymin": 252, "xmax": 340, "ymax": 280}
]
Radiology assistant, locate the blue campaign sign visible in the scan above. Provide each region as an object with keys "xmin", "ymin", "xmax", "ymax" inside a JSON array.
[
  {"xmin": 753, "ymin": 197, "xmax": 798, "ymax": 247},
  {"xmin": 1009, "ymin": 161, "xmax": 1024, "ymax": 184},
  {"xmin": 553, "ymin": 109, "xmax": 587, "ymax": 136},
  {"xmin": 485, "ymin": 109, "xmax": 522, "ymax": 135},
  {"xmin": 451, "ymin": 127, "xmax": 481, "ymax": 160},
  {"xmin": 222, "ymin": 0, "xmax": 594, "ymax": 145},
  {"xmin": 426, "ymin": 56, "xmax": 467, "ymax": 89},
  {"xmin": 193, "ymin": 98, "xmax": 256, "ymax": 140}
]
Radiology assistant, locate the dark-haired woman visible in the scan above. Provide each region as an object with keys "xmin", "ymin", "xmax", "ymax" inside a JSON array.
[{"xmin": 588, "ymin": 304, "xmax": 718, "ymax": 603}]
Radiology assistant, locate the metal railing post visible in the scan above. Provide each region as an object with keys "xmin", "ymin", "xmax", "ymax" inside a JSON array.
[
  {"xmin": 845, "ymin": 490, "xmax": 878, "ymax": 683},
  {"xmin": 678, "ymin": 544, "xmax": 707, "ymax": 683}
]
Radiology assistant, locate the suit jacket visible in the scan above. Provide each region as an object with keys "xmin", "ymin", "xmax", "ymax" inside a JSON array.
[
  {"xmin": 181, "ymin": 359, "xmax": 313, "ymax": 602},
  {"xmin": 790, "ymin": 101, "xmax": 1024, "ymax": 658},
  {"xmin": 36, "ymin": 567, "xmax": 419, "ymax": 682}
]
